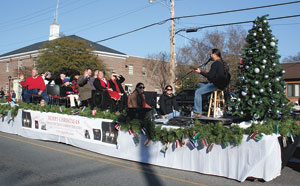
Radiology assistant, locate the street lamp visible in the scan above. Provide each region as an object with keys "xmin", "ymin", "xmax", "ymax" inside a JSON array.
[{"xmin": 8, "ymin": 76, "xmax": 12, "ymax": 93}]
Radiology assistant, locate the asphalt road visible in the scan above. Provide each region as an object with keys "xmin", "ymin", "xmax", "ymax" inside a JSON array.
[{"xmin": 0, "ymin": 131, "xmax": 299, "ymax": 186}]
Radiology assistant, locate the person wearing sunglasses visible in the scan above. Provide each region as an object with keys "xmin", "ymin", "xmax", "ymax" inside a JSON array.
[
  {"xmin": 159, "ymin": 85, "xmax": 180, "ymax": 119},
  {"xmin": 128, "ymin": 82, "xmax": 151, "ymax": 108}
]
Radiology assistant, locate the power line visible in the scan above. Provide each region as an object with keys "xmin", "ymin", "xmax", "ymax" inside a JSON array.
[
  {"xmin": 95, "ymin": 1, "xmax": 300, "ymax": 43},
  {"xmin": 177, "ymin": 14, "xmax": 300, "ymax": 34},
  {"xmin": 0, "ymin": 0, "xmax": 79, "ymax": 27},
  {"xmin": 67, "ymin": 4, "xmax": 153, "ymax": 35},
  {"xmin": 174, "ymin": 1, "xmax": 300, "ymax": 20},
  {"xmin": 0, "ymin": 0, "xmax": 100, "ymax": 33},
  {"xmin": 95, "ymin": 20, "xmax": 169, "ymax": 43}
]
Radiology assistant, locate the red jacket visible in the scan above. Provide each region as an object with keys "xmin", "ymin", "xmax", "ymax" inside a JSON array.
[{"xmin": 21, "ymin": 76, "xmax": 46, "ymax": 91}]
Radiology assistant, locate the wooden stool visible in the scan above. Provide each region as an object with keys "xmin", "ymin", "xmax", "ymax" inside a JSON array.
[{"xmin": 207, "ymin": 90, "xmax": 225, "ymax": 118}]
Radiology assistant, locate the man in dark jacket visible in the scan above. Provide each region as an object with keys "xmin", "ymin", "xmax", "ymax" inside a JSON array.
[
  {"xmin": 193, "ymin": 48, "xmax": 230, "ymax": 117},
  {"xmin": 78, "ymin": 68, "xmax": 95, "ymax": 109}
]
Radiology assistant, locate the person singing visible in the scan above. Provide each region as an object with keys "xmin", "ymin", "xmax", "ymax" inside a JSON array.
[{"xmin": 193, "ymin": 48, "xmax": 230, "ymax": 117}]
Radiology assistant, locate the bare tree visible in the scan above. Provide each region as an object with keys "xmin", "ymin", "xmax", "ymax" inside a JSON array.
[
  {"xmin": 13, "ymin": 66, "xmax": 32, "ymax": 79},
  {"xmin": 282, "ymin": 52, "xmax": 300, "ymax": 62},
  {"xmin": 176, "ymin": 27, "xmax": 246, "ymax": 90},
  {"xmin": 145, "ymin": 52, "xmax": 171, "ymax": 92}
]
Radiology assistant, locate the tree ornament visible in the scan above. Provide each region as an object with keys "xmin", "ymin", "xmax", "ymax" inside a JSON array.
[
  {"xmin": 255, "ymin": 40, "xmax": 258, "ymax": 44},
  {"xmin": 252, "ymin": 94, "xmax": 256, "ymax": 98},
  {"xmin": 258, "ymin": 28, "xmax": 262, "ymax": 32},
  {"xmin": 281, "ymin": 103, "xmax": 285, "ymax": 107},
  {"xmin": 276, "ymin": 77, "xmax": 280, "ymax": 81},
  {"xmin": 259, "ymin": 88, "xmax": 264, "ymax": 93},
  {"xmin": 263, "ymin": 20, "xmax": 267, "ymax": 23},
  {"xmin": 262, "ymin": 65, "xmax": 265, "ymax": 69},
  {"xmin": 245, "ymin": 65, "xmax": 249, "ymax": 69},
  {"xmin": 255, "ymin": 81, "xmax": 259, "ymax": 85},
  {"xmin": 255, "ymin": 49, "xmax": 259, "ymax": 52},
  {"xmin": 254, "ymin": 24, "xmax": 257, "ymax": 27},
  {"xmin": 237, "ymin": 98, "xmax": 241, "ymax": 102},
  {"xmin": 253, "ymin": 32, "xmax": 257, "ymax": 36},
  {"xmin": 262, "ymin": 33, "xmax": 265, "ymax": 37},
  {"xmin": 272, "ymin": 55, "xmax": 275, "ymax": 58},
  {"xmin": 264, "ymin": 75, "xmax": 269, "ymax": 79},
  {"xmin": 240, "ymin": 75, "xmax": 245, "ymax": 80},
  {"xmin": 271, "ymin": 100, "xmax": 275, "ymax": 104},
  {"xmin": 272, "ymin": 37, "xmax": 275, "ymax": 40},
  {"xmin": 254, "ymin": 68, "xmax": 260, "ymax": 73},
  {"xmin": 263, "ymin": 38, "xmax": 267, "ymax": 42},
  {"xmin": 262, "ymin": 59, "xmax": 267, "ymax": 64},
  {"xmin": 282, "ymin": 70, "xmax": 286, "ymax": 74},
  {"xmin": 268, "ymin": 88, "xmax": 272, "ymax": 92},
  {"xmin": 272, "ymin": 63, "xmax": 276, "ymax": 66},
  {"xmin": 248, "ymin": 50, "xmax": 253, "ymax": 54},
  {"xmin": 259, "ymin": 100, "xmax": 263, "ymax": 104},
  {"xmin": 241, "ymin": 91, "xmax": 247, "ymax": 96},
  {"xmin": 240, "ymin": 111, "xmax": 244, "ymax": 115},
  {"xmin": 253, "ymin": 113, "xmax": 259, "ymax": 120},
  {"xmin": 249, "ymin": 61, "xmax": 253, "ymax": 65},
  {"xmin": 262, "ymin": 45, "xmax": 266, "ymax": 49},
  {"xmin": 270, "ymin": 41, "xmax": 276, "ymax": 47}
]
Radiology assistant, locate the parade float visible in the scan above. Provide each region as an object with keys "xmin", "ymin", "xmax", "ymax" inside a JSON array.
[{"xmin": 1, "ymin": 15, "xmax": 300, "ymax": 182}]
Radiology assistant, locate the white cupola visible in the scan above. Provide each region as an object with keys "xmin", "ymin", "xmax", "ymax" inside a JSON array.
[{"xmin": 49, "ymin": 19, "xmax": 60, "ymax": 41}]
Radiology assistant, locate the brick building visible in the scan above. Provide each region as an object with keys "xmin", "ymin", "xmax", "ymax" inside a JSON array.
[
  {"xmin": 0, "ymin": 35, "xmax": 164, "ymax": 100},
  {"xmin": 281, "ymin": 61, "xmax": 300, "ymax": 104}
]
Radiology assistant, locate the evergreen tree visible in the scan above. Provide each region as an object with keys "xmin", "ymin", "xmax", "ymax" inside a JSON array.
[{"xmin": 229, "ymin": 15, "xmax": 290, "ymax": 121}]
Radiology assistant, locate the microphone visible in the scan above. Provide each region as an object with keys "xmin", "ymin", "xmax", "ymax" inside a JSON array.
[
  {"xmin": 203, "ymin": 57, "xmax": 212, "ymax": 66},
  {"xmin": 206, "ymin": 57, "xmax": 212, "ymax": 63}
]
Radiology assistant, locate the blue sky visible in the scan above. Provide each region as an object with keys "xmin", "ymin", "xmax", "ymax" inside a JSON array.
[{"xmin": 0, "ymin": 0, "xmax": 299, "ymax": 60}]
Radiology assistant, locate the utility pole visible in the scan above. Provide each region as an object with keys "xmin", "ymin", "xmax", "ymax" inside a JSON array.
[
  {"xmin": 149, "ymin": 0, "xmax": 176, "ymax": 90},
  {"xmin": 170, "ymin": 0, "xmax": 175, "ymax": 90}
]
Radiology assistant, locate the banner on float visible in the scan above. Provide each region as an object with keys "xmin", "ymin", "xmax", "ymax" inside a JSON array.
[{"xmin": 21, "ymin": 110, "xmax": 118, "ymax": 146}]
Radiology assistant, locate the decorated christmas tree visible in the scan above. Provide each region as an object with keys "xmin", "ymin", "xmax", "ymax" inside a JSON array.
[{"xmin": 230, "ymin": 15, "xmax": 291, "ymax": 121}]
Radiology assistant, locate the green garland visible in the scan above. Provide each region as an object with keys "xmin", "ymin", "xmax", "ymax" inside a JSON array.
[
  {"xmin": 0, "ymin": 102, "xmax": 117, "ymax": 121},
  {"xmin": 1, "ymin": 103, "xmax": 300, "ymax": 147},
  {"xmin": 115, "ymin": 111, "xmax": 300, "ymax": 146}
]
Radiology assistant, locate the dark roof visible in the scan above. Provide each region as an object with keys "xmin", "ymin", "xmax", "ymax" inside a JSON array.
[
  {"xmin": 0, "ymin": 35, "xmax": 126, "ymax": 57},
  {"xmin": 281, "ymin": 62, "xmax": 300, "ymax": 80}
]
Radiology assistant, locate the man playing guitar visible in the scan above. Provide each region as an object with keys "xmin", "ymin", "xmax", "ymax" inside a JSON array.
[{"xmin": 192, "ymin": 48, "xmax": 230, "ymax": 117}]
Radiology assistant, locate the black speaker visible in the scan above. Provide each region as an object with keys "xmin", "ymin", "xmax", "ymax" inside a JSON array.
[{"xmin": 144, "ymin": 91, "xmax": 157, "ymax": 109}]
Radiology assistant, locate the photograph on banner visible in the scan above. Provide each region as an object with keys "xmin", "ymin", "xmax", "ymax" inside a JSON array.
[
  {"xmin": 102, "ymin": 121, "xmax": 118, "ymax": 144},
  {"xmin": 93, "ymin": 129, "xmax": 101, "ymax": 141},
  {"xmin": 22, "ymin": 111, "xmax": 32, "ymax": 128},
  {"xmin": 20, "ymin": 110, "xmax": 118, "ymax": 146}
]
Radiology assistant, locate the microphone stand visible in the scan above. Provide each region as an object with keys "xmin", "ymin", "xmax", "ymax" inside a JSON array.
[{"xmin": 174, "ymin": 58, "xmax": 212, "ymax": 90}]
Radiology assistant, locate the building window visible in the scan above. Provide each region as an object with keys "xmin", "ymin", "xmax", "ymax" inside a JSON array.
[
  {"xmin": 128, "ymin": 64, "xmax": 133, "ymax": 75},
  {"xmin": 18, "ymin": 60, "xmax": 23, "ymax": 69},
  {"xmin": 287, "ymin": 83, "xmax": 300, "ymax": 97},
  {"xmin": 125, "ymin": 84, "xmax": 132, "ymax": 94},
  {"xmin": 6, "ymin": 61, "xmax": 10, "ymax": 72},
  {"xmin": 142, "ymin": 66, "xmax": 146, "ymax": 76},
  {"xmin": 109, "ymin": 69, "xmax": 114, "ymax": 74},
  {"xmin": 5, "ymin": 84, "xmax": 8, "ymax": 93}
]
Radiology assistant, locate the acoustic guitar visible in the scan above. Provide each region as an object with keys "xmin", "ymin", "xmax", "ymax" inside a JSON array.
[{"xmin": 189, "ymin": 66, "xmax": 208, "ymax": 74}]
